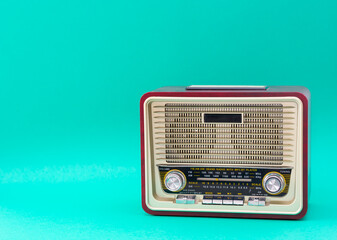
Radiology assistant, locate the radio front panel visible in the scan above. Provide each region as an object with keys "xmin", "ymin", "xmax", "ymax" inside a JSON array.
[
  {"xmin": 141, "ymin": 87, "xmax": 309, "ymax": 219},
  {"xmin": 158, "ymin": 165, "xmax": 291, "ymax": 197}
]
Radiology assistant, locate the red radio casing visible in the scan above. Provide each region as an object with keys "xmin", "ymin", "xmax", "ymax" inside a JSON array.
[{"xmin": 140, "ymin": 86, "xmax": 310, "ymax": 220}]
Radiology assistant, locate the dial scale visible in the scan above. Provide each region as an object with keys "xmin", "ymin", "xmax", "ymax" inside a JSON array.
[{"xmin": 159, "ymin": 165, "xmax": 291, "ymax": 197}]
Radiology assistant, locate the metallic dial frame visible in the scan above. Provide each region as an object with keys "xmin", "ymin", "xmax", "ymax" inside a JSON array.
[
  {"xmin": 164, "ymin": 170, "xmax": 187, "ymax": 192},
  {"xmin": 262, "ymin": 172, "xmax": 286, "ymax": 195}
]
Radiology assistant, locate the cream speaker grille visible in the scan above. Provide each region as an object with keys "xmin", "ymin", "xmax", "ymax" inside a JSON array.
[{"xmin": 152, "ymin": 103, "xmax": 296, "ymax": 166}]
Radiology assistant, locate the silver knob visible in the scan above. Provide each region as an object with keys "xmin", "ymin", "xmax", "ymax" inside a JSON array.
[
  {"xmin": 263, "ymin": 172, "xmax": 286, "ymax": 195},
  {"xmin": 164, "ymin": 170, "xmax": 186, "ymax": 192}
]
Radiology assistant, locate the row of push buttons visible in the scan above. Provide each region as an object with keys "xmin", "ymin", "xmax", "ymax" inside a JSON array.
[
  {"xmin": 175, "ymin": 195, "xmax": 267, "ymax": 206},
  {"xmin": 202, "ymin": 196, "xmax": 244, "ymax": 206}
]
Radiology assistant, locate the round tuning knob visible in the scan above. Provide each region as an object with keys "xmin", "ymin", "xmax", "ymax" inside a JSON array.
[
  {"xmin": 263, "ymin": 172, "xmax": 286, "ymax": 195},
  {"xmin": 164, "ymin": 170, "xmax": 186, "ymax": 192}
]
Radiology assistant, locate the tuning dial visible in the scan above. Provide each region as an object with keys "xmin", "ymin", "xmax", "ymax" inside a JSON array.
[
  {"xmin": 164, "ymin": 170, "xmax": 186, "ymax": 192},
  {"xmin": 263, "ymin": 172, "xmax": 286, "ymax": 195}
]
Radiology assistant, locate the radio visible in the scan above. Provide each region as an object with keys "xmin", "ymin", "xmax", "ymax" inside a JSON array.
[{"xmin": 140, "ymin": 85, "xmax": 310, "ymax": 219}]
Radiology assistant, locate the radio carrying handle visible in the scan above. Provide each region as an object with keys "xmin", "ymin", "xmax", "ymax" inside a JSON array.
[{"xmin": 186, "ymin": 85, "xmax": 267, "ymax": 90}]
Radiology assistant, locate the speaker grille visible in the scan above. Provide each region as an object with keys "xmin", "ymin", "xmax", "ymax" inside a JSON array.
[{"xmin": 152, "ymin": 103, "xmax": 296, "ymax": 166}]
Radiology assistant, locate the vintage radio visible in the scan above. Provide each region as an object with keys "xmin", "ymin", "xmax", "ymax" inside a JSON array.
[{"xmin": 140, "ymin": 85, "xmax": 310, "ymax": 219}]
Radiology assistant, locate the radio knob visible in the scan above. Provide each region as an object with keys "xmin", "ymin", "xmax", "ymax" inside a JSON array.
[
  {"xmin": 164, "ymin": 170, "xmax": 186, "ymax": 192},
  {"xmin": 263, "ymin": 172, "xmax": 286, "ymax": 195}
]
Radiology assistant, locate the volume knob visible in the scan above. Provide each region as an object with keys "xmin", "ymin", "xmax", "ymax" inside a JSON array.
[
  {"xmin": 164, "ymin": 170, "xmax": 186, "ymax": 192},
  {"xmin": 263, "ymin": 172, "xmax": 286, "ymax": 195}
]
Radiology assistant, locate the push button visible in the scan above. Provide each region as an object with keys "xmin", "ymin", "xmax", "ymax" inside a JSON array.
[
  {"xmin": 222, "ymin": 196, "xmax": 233, "ymax": 205},
  {"xmin": 248, "ymin": 197, "xmax": 266, "ymax": 206},
  {"xmin": 176, "ymin": 195, "xmax": 187, "ymax": 204},
  {"xmin": 176, "ymin": 195, "xmax": 196, "ymax": 204},
  {"xmin": 248, "ymin": 197, "xmax": 259, "ymax": 206},
  {"xmin": 202, "ymin": 195, "xmax": 213, "ymax": 205},
  {"xmin": 186, "ymin": 195, "xmax": 196, "ymax": 204},
  {"xmin": 213, "ymin": 196, "xmax": 223, "ymax": 205},
  {"xmin": 233, "ymin": 196, "xmax": 244, "ymax": 205},
  {"xmin": 258, "ymin": 197, "xmax": 266, "ymax": 206}
]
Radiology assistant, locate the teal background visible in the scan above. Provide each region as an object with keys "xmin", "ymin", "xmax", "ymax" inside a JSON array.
[{"xmin": 0, "ymin": 0, "xmax": 336, "ymax": 239}]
